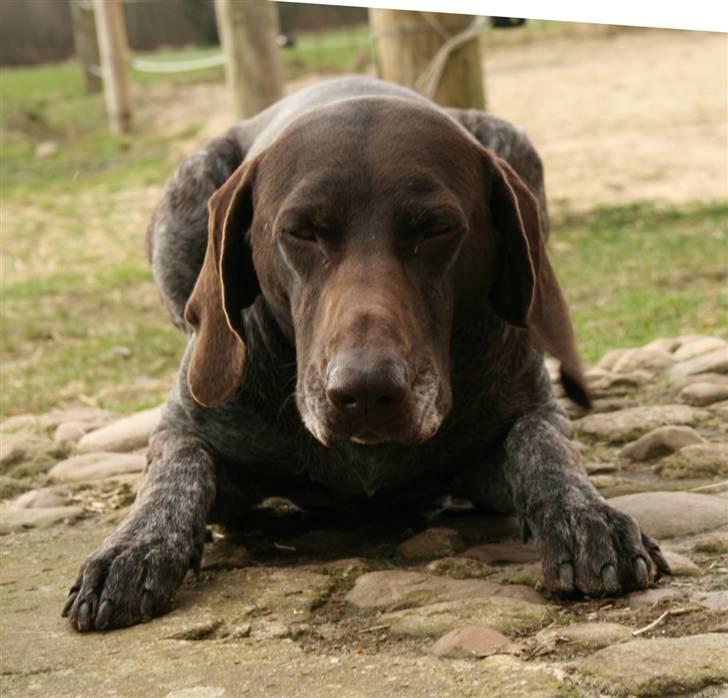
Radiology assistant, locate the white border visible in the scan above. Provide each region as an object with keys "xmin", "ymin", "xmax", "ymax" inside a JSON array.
[{"xmin": 282, "ymin": 0, "xmax": 728, "ymax": 33}]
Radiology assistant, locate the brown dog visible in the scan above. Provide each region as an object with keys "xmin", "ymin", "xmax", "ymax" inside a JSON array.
[{"xmin": 63, "ymin": 77, "xmax": 668, "ymax": 632}]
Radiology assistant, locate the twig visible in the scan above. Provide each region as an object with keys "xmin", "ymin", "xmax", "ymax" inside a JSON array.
[
  {"xmin": 359, "ymin": 624, "xmax": 390, "ymax": 634},
  {"xmin": 688, "ymin": 480, "xmax": 728, "ymax": 493},
  {"xmin": 632, "ymin": 607, "xmax": 694, "ymax": 636},
  {"xmin": 273, "ymin": 542, "xmax": 296, "ymax": 552},
  {"xmin": 633, "ymin": 610, "xmax": 670, "ymax": 636}
]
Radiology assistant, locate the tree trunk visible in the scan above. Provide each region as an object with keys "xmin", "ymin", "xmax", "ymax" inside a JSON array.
[
  {"xmin": 369, "ymin": 9, "xmax": 486, "ymax": 110},
  {"xmin": 214, "ymin": 0, "xmax": 284, "ymax": 119},
  {"xmin": 70, "ymin": 0, "xmax": 101, "ymax": 94},
  {"xmin": 94, "ymin": 0, "xmax": 132, "ymax": 133}
]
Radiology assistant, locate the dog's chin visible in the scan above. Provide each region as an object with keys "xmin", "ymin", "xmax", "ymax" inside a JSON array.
[{"xmin": 302, "ymin": 419, "xmax": 443, "ymax": 448}]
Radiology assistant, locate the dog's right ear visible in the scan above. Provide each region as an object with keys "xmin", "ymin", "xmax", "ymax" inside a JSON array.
[{"xmin": 184, "ymin": 161, "xmax": 260, "ymax": 407}]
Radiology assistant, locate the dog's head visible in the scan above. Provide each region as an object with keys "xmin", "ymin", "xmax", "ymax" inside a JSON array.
[{"xmin": 184, "ymin": 98, "xmax": 589, "ymax": 445}]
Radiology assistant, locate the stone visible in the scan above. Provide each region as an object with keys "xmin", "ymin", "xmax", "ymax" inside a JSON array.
[
  {"xmin": 381, "ymin": 596, "xmax": 549, "ymax": 637},
  {"xmin": 425, "ymin": 556, "xmax": 495, "ymax": 579},
  {"xmin": 537, "ymin": 621, "xmax": 633, "ymax": 650},
  {"xmin": 620, "ymin": 425, "xmax": 704, "ymax": 461},
  {"xmin": 690, "ymin": 591, "xmax": 728, "ymax": 610},
  {"xmin": 679, "ymin": 381, "xmax": 728, "ymax": 406},
  {"xmin": 462, "ymin": 542, "xmax": 540, "ymax": 565},
  {"xmin": 48, "ymin": 452, "xmax": 146, "ymax": 482},
  {"xmin": 673, "ymin": 336, "xmax": 727, "ymax": 362},
  {"xmin": 76, "ymin": 405, "xmax": 163, "ymax": 454},
  {"xmin": 0, "ymin": 414, "xmax": 38, "ymax": 433},
  {"xmin": 611, "ymin": 348, "xmax": 675, "ymax": 375},
  {"xmin": 662, "ymin": 550, "xmax": 701, "ymax": 576},
  {"xmin": 588, "ymin": 370, "xmax": 653, "ymax": 396},
  {"xmin": 11, "ymin": 488, "xmax": 68, "ymax": 509},
  {"xmin": 575, "ymin": 405, "xmax": 697, "ymax": 444},
  {"xmin": 643, "ymin": 338, "xmax": 681, "ymax": 354},
  {"xmin": 41, "ymin": 407, "xmax": 116, "ymax": 430},
  {"xmin": 431, "ymin": 625, "xmax": 512, "ymax": 657},
  {"xmin": 654, "ymin": 443, "xmax": 728, "ymax": 479},
  {"xmin": 398, "ymin": 527, "xmax": 465, "ymax": 560},
  {"xmin": 609, "ymin": 491, "xmax": 728, "ymax": 538},
  {"xmin": 577, "ymin": 634, "xmax": 728, "ymax": 697},
  {"xmin": 628, "ymin": 587, "xmax": 680, "ymax": 609},
  {"xmin": 0, "ymin": 504, "xmax": 83, "ymax": 533},
  {"xmin": 345, "ymin": 570, "xmax": 544, "ymax": 610},
  {"xmin": 671, "ymin": 347, "xmax": 728, "ymax": 379},
  {"xmin": 692, "ymin": 531, "xmax": 728, "ymax": 554},
  {"xmin": 597, "ymin": 348, "xmax": 628, "ymax": 370},
  {"xmin": 475, "ymin": 656, "xmax": 573, "ymax": 697}
]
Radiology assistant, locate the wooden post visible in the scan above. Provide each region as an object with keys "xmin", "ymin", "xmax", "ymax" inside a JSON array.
[
  {"xmin": 214, "ymin": 0, "xmax": 284, "ymax": 119},
  {"xmin": 369, "ymin": 9, "xmax": 486, "ymax": 110},
  {"xmin": 70, "ymin": 0, "xmax": 101, "ymax": 94},
  {"xmin": 94, "ymin": 0, "xmax": 132, "ymax": 134}
]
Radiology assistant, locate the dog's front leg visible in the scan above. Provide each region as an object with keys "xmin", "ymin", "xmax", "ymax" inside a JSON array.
[
  {"xmin": 503, "ymin": 407, "xmax": 670, "ymax": 596},
  {"xmin": 62, "ymin": 429, "xmax": 215, "ymax": 631}
]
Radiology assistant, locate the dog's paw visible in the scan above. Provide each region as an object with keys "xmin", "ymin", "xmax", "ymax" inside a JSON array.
[
  {"xmin": 62, "ymin": 535, "xmax": 197, "ymax": 632},
  {"xmin": 534, "ymin": 499, "xmax": 671, "ymax": 597}
]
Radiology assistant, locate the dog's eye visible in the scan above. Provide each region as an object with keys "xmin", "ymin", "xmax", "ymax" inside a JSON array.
[{"xmin": 288, "ymin": 228, "xmax": 317, "ymax": 242}]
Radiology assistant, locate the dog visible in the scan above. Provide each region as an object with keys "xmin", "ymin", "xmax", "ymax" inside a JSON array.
[{"xmin": 63, "ymin": 76, "xmax": 669, "ymax": 632}]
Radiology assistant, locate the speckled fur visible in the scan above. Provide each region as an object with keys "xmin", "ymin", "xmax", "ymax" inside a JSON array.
[{"xmin": 64, "ymin": 77, "xmax": 668, "ymax": 632}]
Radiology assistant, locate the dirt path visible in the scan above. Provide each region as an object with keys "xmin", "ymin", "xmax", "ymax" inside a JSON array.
[
  {"xmin": 487, "ymin": 29, "xmax": 728, "ymax": 211},
  {"xmin": 157, "ymin": 28, "xmax": 726, "ymax": 213}
]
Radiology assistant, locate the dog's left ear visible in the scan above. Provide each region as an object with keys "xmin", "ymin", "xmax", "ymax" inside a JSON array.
[
  {"xmin": 485, "ymin": 151, "xmax": 591, "ymax": 408},
  {"xmin": 184, "ymin": 161, "xmax": 260, "ymax": 407}
]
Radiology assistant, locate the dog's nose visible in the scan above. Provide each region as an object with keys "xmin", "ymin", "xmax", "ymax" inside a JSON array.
[{"xmin": 326, "ymin": 352, "xmax": 408, "ymax": 421}]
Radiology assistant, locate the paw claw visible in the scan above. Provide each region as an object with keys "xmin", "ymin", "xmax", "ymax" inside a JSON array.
[
  {"xmin": 141, "ymin": 591, "xmax": 155, "ymax": 622},
  {"xmin": 96, "ymin": 600, "xmax": 113, "ymax": 630},
  {"xmin": 559, "ymin": 562, "xmax": 574, "ymax": 591},
  {"xmin": 77, "ymin": 601, "xmax": 92, "ymax": 632},
  {"xmin": 601, "ymin": 563, "xmax": 619, "ymax": 594},
  {"xmin": 633, "ymin": 556, "xmax": 649, "ymax": 588}
]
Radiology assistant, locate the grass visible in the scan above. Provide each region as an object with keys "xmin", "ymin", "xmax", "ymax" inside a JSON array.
[{"xmin": 2, "ymin": 44, "xmax": 726, "ymax": 419}]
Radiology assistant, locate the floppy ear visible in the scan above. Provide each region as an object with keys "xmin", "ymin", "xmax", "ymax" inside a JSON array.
[
  {"xmin": 184, "ymin": 161, "xmax": 260, "ymax": 407},
  {"xmin": 486, "ymin": 152, "xmax": 591, "ymax": 409}
]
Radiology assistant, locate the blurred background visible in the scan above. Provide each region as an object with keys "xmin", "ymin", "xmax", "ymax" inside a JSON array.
[{"xmin": 1, "ymin": 0, "xmax": 726, "ymax": 422}]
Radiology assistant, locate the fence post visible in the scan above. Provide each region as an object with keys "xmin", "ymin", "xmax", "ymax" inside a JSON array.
[
  {"xmin": 94, "ymin": 0, "xmax": 133, "ymax": 134},
  {"xmin": 70, "ymin": 0, "xmax": 101, "ymax": 94},
  {"xmin": 214, "ymin": 0, "xmax": 284, "ymax": 119},
  {"xmin": 369, "ymin": 9, "xmax": 486, "ymax": 110}
]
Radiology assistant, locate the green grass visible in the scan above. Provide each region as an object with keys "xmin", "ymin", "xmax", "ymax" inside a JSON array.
[{"xmin": 2, "ymin": 46, "xmax": 726, "ymax": 419}]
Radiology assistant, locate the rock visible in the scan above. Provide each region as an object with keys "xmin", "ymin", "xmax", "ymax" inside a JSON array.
[
  {"xmin": 462, "ymin": 542, "xmax": 540, "ymax": 565},
  {"xmin": 41, "ymin": 407, "xmax": 116, "ymax": 430},
  {"xmin": 398, "ymin": 527, "xmax": 465, "ymax": 560},
  {"xmin": 662, "ymin": 550, "xmax": 701, "ymax": 576},
  {"xmin": 692, "ymin": 532, "xmax": 728, "ymax": 554},
  {"xmin": 577, "ymin": 634, "xmax": 728, "ymax": 697},
  {"xmin": 575, "ymin": 405, "xmax": 697, "ymax": 443},
  {"xmin": 597, "ymin": 348, "xmax": 628, "ymax": 370},
  {"xmin": 53, "ymin": 422, "xmax": 88, "ymax": 446},
  {"xmin": 537, "ymin": 622, "xmax": 633, "ymax": 650},
  {"xmin": 690, "ymin": 591, "xmax": 728, "ymax": 610},
  {"xmin": 585, "ymin": 462, "xmax": 618, "ymax": 475},
  {"xmin": 381, "ymin": 596, "xmax": 549, "ymax": 637},
  {"xmin": 671, "ymin": 347, "xmax": 728, "ymax": 379},
  {"xmin": 425, "ymin": 557, "xmax": 495, "ymax": 579},
  {"xmin": 76, "ymin": 405, "xmax": 163, "ymax": 454},
  {"xmin": 475, "ymin": 656, "xmax": 573, "ymax": 697},
  {"xmin": 0, "ymin": 433, "xmax": 36, "ymax": 467},
  {"xmin": 611, "ymin": 348, "xmax": 675, "ymax": 375},
  {"xmin": 431, "ymin": 625, "xmax": 512, "ymax": 657},
  {"xmin": 673, "ymin": 336, "xmax": 727, "ymax": 362},
  {"xmin": 588, "ymin": 370, "xmax": 653, "ymax": 396},
  {"xmin": 619, "ymin": 425, "xmax": 704, "ymax": 462},
  {"xmin": 0, "ymin": 414, "xmax": 38, "ymax": 433},
  {"xmin": 34, "ymin": 140, "xmax": 58, "ymax": 158},
  {"xmin": 201, "ymin": 538, "xmax": 250, "ymax": 571},
  {"xmin": 679, "ymin": 381, "xmax": 728, "ymax": 406},
  {"xmin": 0, "ymin": 504, "xmax": 83, "ymax": 533},
  {"xmin": 0, "ymin": 476, "xmax": 32, "ymax": 499},
  {"xmin": 654, "ymin": 443, "xmax": 728, "ymax": 479},
  {"xmin": 345, "ymin": 570, "xmax": 544, "ymax": 609},
  {"xmin": 628, "ymin": 587, "xmax": 680, "ymax": 609},
  {"xmin": 11, "ymin": 488, "xmax": 68, "ymax": 509},
  {"xmin": 642, "ymin": 338, "xmax": 681, "ymax": 354},
  {"xmin": 609, "ymin": 491, "xmax": 728, "ymax": 538},
  {"xmin": 48, "ymin": 452, "xmax": 146, "ymax": 482}
]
